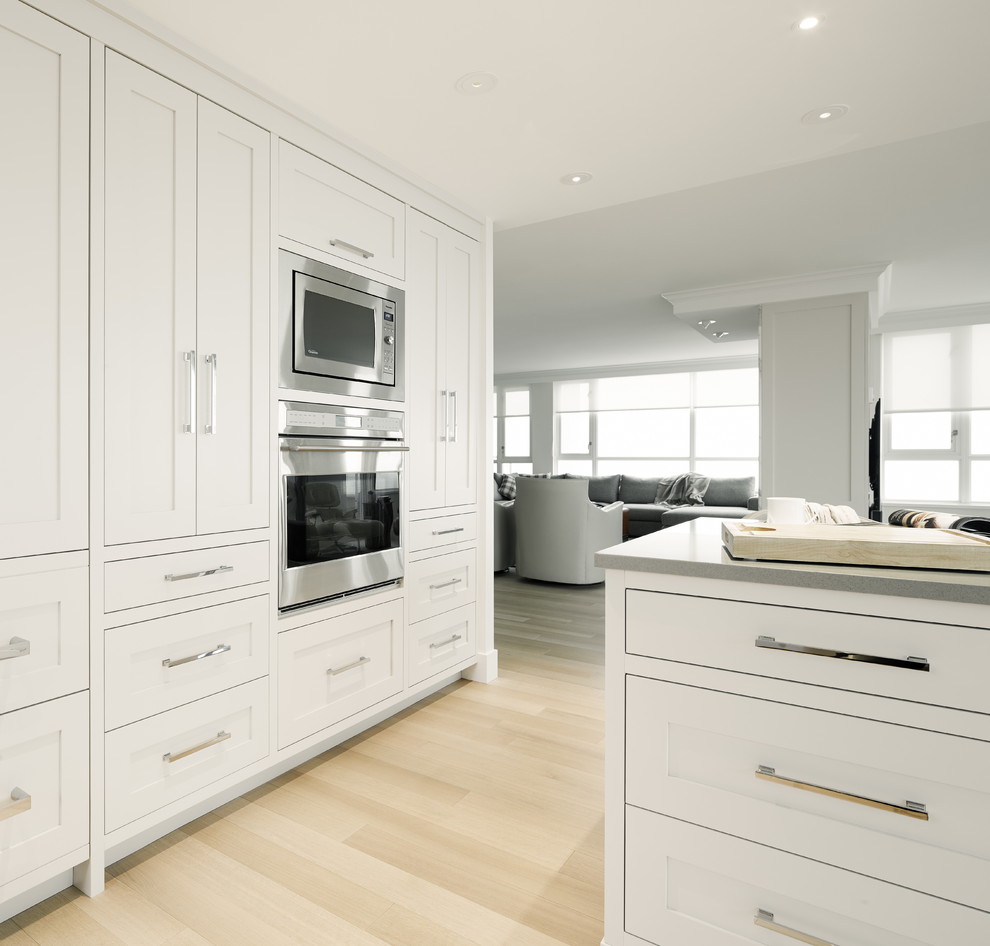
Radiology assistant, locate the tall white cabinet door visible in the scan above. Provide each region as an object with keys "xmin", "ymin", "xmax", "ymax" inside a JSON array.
[
  {"xmin": 0, "ymin": 2, "xmax": 89, "ymax": 558},
  {"xmin": 406, "ymin": 210, "xmax": 481, "ymax": 512},
  {"xmin": 442, "ymin": 231, "xmax": 481, "ymax": 507},
  {"xmin": 196, "ymin": 101, "xmax": 270, "ymax": 535},
  {"xmin": 406, "ymin": 215, "xmax": 445, "ymax": 511},
  {"xmin": 104, "ymin": 52, "xmax": 198, "ymax": 545}
]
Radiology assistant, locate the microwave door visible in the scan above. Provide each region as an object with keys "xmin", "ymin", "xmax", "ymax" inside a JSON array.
[{"xmin": 293, "ymin": 272, "xmax": 381, "ymax": 383}]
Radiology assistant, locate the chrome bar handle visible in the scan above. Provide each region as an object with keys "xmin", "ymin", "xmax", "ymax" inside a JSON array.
[
  {"xmin": 163, "ymin": 730, "xmax": 231, "ymax": 764},
  {"xmin": 0, "ymin": 637, "xmax": 30, "ymax": 661},
  {"xmin": 164, "ymin": 565, "xmax": 234, "ymax": 582},
  {"xmin": 205, "ymin": 353, "xmax": 218, "ymax": 434},
  {"xmin": 162, "ymin": 643, "xmax": 231, "ymax": 669},
  {"xmin": 0, "ymin": 788, "xmax": 31, "ymax": 822},
  {"xmin": 756, "ymin": 765, "xmax": 929, "ymax": 821},
  {"xmin": 449, "ymin": 390, "xmax": 458, "ymax": 443},
  {"xmin": 441, "ymin": 390, "xmax": 449, "ymax": 442},
  {"xmin": 182, "ymin": 350, "xmax": 196, "ymax": 433},
  {"xmin": 433, "ymin": 527, "xmax": 465, "ymax": 536},
  {"xmin": 328, "ymin": 237, "xmax": 374, "ymax": 259},
  {"xmin": 754, "ymin": 909, "xmax": 837, "ymax": 946},
  {"xmin": 429, "ymin": 578, "xmax": 462, "ymax": 591},
  {"xmin": 755, "ymin": 635, "xmax": 930, "ymax": 672},
  {"xmin": 327, "ymin": 655, "xmax": 371, "ymax": 676},
  {"xmin": 430, "ymin": 633, "xmax": 463, "ymax": 650},
  {"xmin": 282, "ymin": 445, "xmax": 409, "ymax": 453}
]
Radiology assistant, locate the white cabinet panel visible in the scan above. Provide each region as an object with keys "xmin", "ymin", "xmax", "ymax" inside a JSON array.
[
  {"xmin": 277, "ymin": 599, "xmax": 402, "ymax": 749},
  {"xmin": 105, "ymin": 595, "xmax": 269, "ymax": 729},
  {"xmin": 0, "ymin": 692, "xmax": 88, "ymax": 888},
  {"xmin": 625, "ymin": 807, "xmax": 990, "ymax": 946},
  {"xmin": 407, "ymin": 512, "xmax": 477, "ymax": 557},
  {"xmin": 407, "ymin": 604, "xmax": 475, "ymax": 687},
  {"xmin": 0, "ymin": 2, "xmax": 88, "ymax": 558},
  {"xmin": 405, "ymin": 548, "xmax": 477, "ymax": 624},
  {"xmin": 0, "ymin": 566, "xmax": 87, "ymax": 714},
  {"xmin": 406, "ymin": 209, "xmax": 481, "ymax": 512},
  {"xmin": 278, "ymin": 140, "xmax": 405, "ymax": 280},
  {"xmin": 104, "ymin": 52, "xmax": 198, "ymax": 545},
  {"xmin": 105, "ymin": 54, "xmax": 270, "ymax": 545},
  {"xmin": 105, "ymin": 678, "xmax": 269, "ymax": 832}
]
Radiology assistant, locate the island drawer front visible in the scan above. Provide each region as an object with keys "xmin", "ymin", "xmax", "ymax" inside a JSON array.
[
  {"xmin": 104, "ymin": 678, "xmax": 269, "ymax": 833},
  {"xmin": 105, "ymin": 541, "xmax": 269, "ymax": 612},
  {"xmin": 0, "ymin": 692, "xmax": 88, "ymax": 888},
  {"xmin": 625, "ymin": 806, "xmax": 990, "ymax": 946},
  {"xmin": 0, "ymin": 566, "xmax": 88, "ymax": 714},
  {"xmin": 277, "ymin": 598, "xmax": 402, "ymax": 749},
  {"xmin": 626, "ymin": 675, "xmax": 990, "ymax": 911},
  {"xmin": 278, "ymin": 140, "xmax": 405, "ymax": 281},
  {"xmin": 625, "ymin": 589, "xmax": 990, "ymax": 713},
  {"xmin": 105, "ymin": 596, "xmax": 270, "ymax": 730},
  {"xmin": 407, "ymin": 603, "xmax": 476, "ymax": 686},
  {"xmin": 405, "ymin": 549, "xmax": 477, "ymax": 624},
  {"xmin": 407, "ymin": 512, "xmax": 477, "ymax": 556}
]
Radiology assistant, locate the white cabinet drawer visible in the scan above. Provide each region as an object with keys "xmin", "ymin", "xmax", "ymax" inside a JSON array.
[
  {"xmin": 625, "ymin": 807, "xmax": 990, "ymax": 946},
  {"xmin": 0, "ymin": 566, "xmax": 87, "ymax": 713},
  {"xmin": 105, "ymin": 596, "xmax": 269, "ymax": 730},
  {"xmin": 405, "ymin": 549, "xmax": 476, "ymax": 624},
  {"xmin": 104, "ymin": 678, "xmax": 269, "ymax": 832},
  {"xmin": 105, "ymin": 541, "xmax": 269, "ymax": 612},
  {"xmin": 626, "ymin": 676, "xmax": 990, "ymax": 911},
  {"xmin": 626, "ymin": 589, "xmax": 990, "ymax": 713},
  {"xmin": 0, "ymin": 692, "xmax": 88, "ymax": 887},
  {"xmin": 278, "ymin": 141, "xmax": 405, "ymax": 281},
  {"xmin": 407, "ymin": 512, "xmax": 477, "ymax": 556},
  {"xmin": 277, "ymin": 599, "xmax": 402, "ymax": 749},
  {"xmin": 407, "ymin": 603, "xmax": 475, "ymax": 686}
]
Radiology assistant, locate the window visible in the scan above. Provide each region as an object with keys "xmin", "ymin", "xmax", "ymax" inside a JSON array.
[
  {"xmin": 494, "ymin": 386, "xmax": 532, "ymax": 474},
  {"xmin": 555, "ymin": 368, "xmax": 758, "ymax": 480},
  {"xmin": 882, "ymin": 324, "xmax": 990, "ymax": 506}
]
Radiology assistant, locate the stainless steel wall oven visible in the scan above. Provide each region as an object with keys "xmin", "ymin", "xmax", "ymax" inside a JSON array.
[{"xmin": 278, "ymin": 401, "xmax": 405, "ymax": 611}]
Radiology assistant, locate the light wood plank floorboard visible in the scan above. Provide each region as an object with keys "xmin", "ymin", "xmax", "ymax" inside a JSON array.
[{"xmin": 6, "ymin": 570, "xmax": 605, "ymax": 945}]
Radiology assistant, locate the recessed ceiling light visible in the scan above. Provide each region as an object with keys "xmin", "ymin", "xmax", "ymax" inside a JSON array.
[
  {"xmin": 795, "ymin": 15, "xmax": 823, "ymax": 30},
  {"xmin": 801, "ymin": 104, "xmax": 848, "ymax": 124},
  {"xmin": 455, "ymin": 72, "xmax": 497, "ymax": 95},
  {"xmin": 561, "ymin": 172, "xmax": 592, "ymax": 185}
]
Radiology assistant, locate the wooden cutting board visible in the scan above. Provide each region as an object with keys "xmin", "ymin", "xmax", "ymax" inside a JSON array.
[{"xmin": 722, "ymin": 520, "xmax": 990, "ymax": 572}]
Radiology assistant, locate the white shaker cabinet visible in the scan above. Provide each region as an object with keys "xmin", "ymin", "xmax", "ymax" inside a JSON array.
[
  {"xmin": 0, "ymin": 0, "xmax": 89, "ymax": 559},
  {"xmin": 406, "ymin": 209, "xmax": 481, "ymax": 512},
  {"xmin": 104, "ymin": 53, "xmax": 269, "ymax": 545}
]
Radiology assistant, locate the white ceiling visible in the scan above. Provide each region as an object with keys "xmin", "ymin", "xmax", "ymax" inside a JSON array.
[{"xmin": 96, "ymin": 0, "xmax": 990, "ymax": 376}]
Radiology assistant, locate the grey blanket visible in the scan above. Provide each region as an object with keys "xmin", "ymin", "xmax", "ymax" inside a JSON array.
[{"xmin": 654, "ymin": 472, "xmax": 711, "ymax": 509}]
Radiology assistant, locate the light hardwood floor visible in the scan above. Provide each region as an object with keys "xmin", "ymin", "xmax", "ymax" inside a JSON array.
[{"xmin": 3, "ymin": 572, "xmax": 606, "ymax": 945}]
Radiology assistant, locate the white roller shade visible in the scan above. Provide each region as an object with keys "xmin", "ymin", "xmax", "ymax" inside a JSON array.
[{"xmin": 883, "ymin": 324, "xmax": 990, "ymax": 413}]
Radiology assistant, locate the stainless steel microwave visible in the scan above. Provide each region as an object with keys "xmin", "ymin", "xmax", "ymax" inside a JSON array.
[{"xmin": 278, "ymin": 249, "xmax": 404, "ymax": 401}]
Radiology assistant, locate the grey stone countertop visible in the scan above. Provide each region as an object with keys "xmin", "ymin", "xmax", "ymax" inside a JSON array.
[{"xmin": 595, "ymin": 518, "xmax": 990, "ymax": 606}]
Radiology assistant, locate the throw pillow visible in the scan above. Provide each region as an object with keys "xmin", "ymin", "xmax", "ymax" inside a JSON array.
[{"xmin": 496, "ymin": 473, "xmax": 516, "ymax": 500}]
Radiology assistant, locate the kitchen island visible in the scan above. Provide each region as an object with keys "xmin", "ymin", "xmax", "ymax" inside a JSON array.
[{"xmin": 596, "ymin": 518, "xmax": 990, "ymax": 946}]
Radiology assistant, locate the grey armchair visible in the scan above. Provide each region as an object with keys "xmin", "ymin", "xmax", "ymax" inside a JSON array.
[
  {"xmin": 493, "ymin": 499, "xmax": 515, "ymax": 571},
  {"xmin": 513, "ymin": 476, "xmax": 623, "ymax": 584}
]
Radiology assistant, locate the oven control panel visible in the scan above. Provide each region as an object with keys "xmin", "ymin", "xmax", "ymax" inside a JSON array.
[{"xmin": 279, "ymin": 401, "xmax": 404, "ymax": 440}]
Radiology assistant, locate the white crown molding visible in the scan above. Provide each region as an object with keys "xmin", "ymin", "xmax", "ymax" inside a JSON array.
[
  {"xmin": 494, "ymin": 354, "xmax": 758, "ymax": 387},
  {"xmin": 876, "ymin": 300, "xmax": 990, "ymax": 333},
  {"xmin": 662, "ymin": 263, "xmax": 893, "ymax": 314}
]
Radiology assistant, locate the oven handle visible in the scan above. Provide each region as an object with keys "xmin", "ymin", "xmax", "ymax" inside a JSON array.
[{"xmin": 281, "ymin": 444, "xmax": 409, "ymax": 453}]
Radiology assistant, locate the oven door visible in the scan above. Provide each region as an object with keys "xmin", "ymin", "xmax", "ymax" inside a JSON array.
[{"xmin": 278, "ymin": 436, "xmax": 405, "ymax": 611}]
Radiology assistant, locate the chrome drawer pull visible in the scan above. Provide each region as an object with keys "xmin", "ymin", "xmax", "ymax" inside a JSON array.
[
  {"xmin": 327, "ymin": 655, "xmax": 371, "ymax": 676},
  {"xmin": 162, "ymin": 643, "xmax": 232, "ymax": 669},
  {"xmin": 163, "ymin": 730, "xmax": 231, "ymax": 764},
  {"xmin": 754, "ymin": 909, "xmax": 837, "ymax": 946},
  {"xmin": 0, "ymin": 637, "xmax": 30, "ymax": 661},
  {"xmin": 282, "ymin": 444, "xmax": 410, "ymax": 453},
  {"xmin": 432, "ymin": 527, "xmax": 465, "ymax": 535},
  {"xmin": 164, "ymin": 565, "xmax": 234, "ymax": 582},
  {"xmin": 429, "ymin": 578, "xmax": 462, "ymax": 590},
  {"xmin": 430, "ymin": 633, "xmax": 463, "ymax": 650},
  {"xmin": 755, "ymin": 635, "xmax": 930, "ymax": 672},
  {"xmin": 0, "ymin": 788, "xmax": 31, "ymax": 822},
  {"xmin": 756, "ymin": 765, "xmax": 929, "ymax": 821},
  {"xmin": 328, "ymin": 237, "xmax": 374, "ymax": 259}
]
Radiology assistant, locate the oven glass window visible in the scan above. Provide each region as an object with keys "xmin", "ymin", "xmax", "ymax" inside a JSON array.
[
  {"xmin": 285, "ymin": 470, "xmax": 400, "ymax": 567},
  {"xmin": 302, "ymin": 288, "xmax": 376, "ymax": 368}
]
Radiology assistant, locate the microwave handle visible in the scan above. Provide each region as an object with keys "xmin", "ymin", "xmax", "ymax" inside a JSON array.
[{"xmin": 328, "ymin": 238, "xmax": 374, "ymax": 260}]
